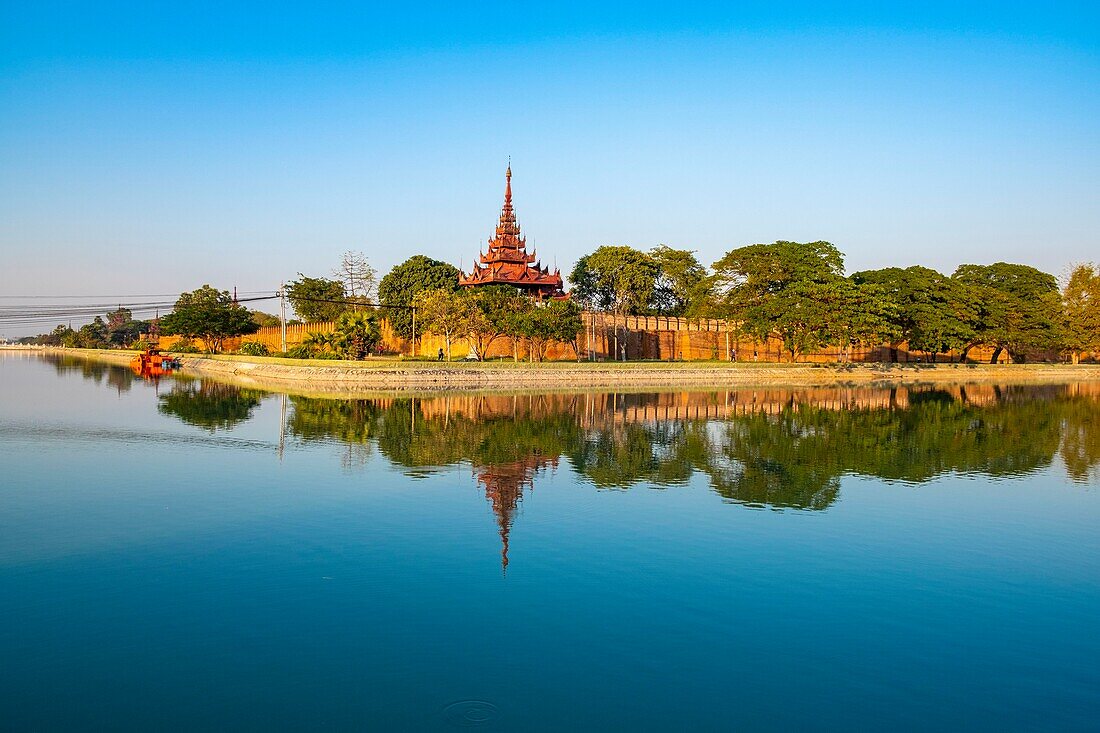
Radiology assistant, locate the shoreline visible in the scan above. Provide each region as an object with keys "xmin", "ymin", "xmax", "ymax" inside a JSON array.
[{"xmin": 29, "ymin": 347, "xmax": 1100, "ymax": 396}]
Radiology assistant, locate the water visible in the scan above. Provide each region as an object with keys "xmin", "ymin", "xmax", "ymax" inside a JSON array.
[{"xmin": 1, "ymin": 353, "xmax": 1098, "ymax": 731}]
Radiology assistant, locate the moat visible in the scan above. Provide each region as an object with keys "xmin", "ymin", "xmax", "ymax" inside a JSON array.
[{"xmin": 1, "ymin": 353, "xmax": 1098, "ymax": 731}]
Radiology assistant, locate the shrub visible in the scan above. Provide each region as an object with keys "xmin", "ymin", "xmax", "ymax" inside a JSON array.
[
  {"xmin": 238, "ymin": 341, "xmax": 270, "ymax": 356},
  {"xmin": 170, "ymin": 338, "xmax": 201, "ymax": 353},
  {"xmin": 130, "ymin": 339, "xmax": 152, "ymax": 351},
  {"xmin": 286, "ymin": 343, "xmax": 342, "ymax": 360}
]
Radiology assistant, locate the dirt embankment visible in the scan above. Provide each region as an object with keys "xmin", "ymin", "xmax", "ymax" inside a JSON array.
[{"xmin": 42, "ymin": 348, "xmax": 1100, "ymax": 395}]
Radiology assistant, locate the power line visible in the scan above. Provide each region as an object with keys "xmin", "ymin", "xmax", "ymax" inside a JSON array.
[
  {"xmin": 286, "ymin": 295, "xmax": 414, "ymax": 310},
  {"xmin": 0, "ymin": 294, "xmax": 280, "ymax": 327},
  {"xmin": 0, "ymin": 291, "xmax": 274, "ymax": 299}
]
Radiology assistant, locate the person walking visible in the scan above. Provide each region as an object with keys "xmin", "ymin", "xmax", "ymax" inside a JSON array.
[{"xmin": 437, "ymin": 347, "xmax": 444, "ymax": 362}]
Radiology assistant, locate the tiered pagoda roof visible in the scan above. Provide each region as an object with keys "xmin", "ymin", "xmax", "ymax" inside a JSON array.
[{"xmin": 458, "ymin": 166, "xmax": 565, "ymax": 298}]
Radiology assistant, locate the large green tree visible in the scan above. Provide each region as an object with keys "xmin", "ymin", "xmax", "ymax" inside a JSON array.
[
  {"xmin": 570, "ymin": 246, "xmax": 659, "ymax": 315},
  {"xmin": 1062, "ymin": 263, "xmax": 1100, "ymax": 363},
  {"xmin": 379, "ymin": 255, "xmax": 461, "ymax": 340},
  {"xmin": 952, "ymin": 262, "xmax": 1062, "ymax": 362},
  {"xmin": 411, "ymin": 287, "xmax": 474, "ymax": 360},
  {"xmin": 75, "ymin": 317, "xmax": 108, "ymax": 349},
  {"xmin": 570, "ymin": 245, "xmax": 659, "ymax": 359},
  {"xmin": 464, "ymin": 285, "xmax": 527, "ymax": 361},
  {"xmin": 517, "ymin": 298, "xmax": 584, "ymax": 361},
  {"xmin": 711, "ymin": 241, "xmax": 890, "ymax": 361},
  {"xmin": 650, "ymin": 245, "xmax": 708, "ymax": 316},
  {"xmin": 286, "ymin": 274, "xmax": 348, "ymax": 322},
  {"xmin": 103, "ymin": 307, "xmax": 147, "ymax": 347},
  {"xmin": 852, "ymin": 266, "xmax": 978, "ymax": 361},
  {"xmin": 160, "ymin": 285, "xmax": 258, "ymax": 353}
]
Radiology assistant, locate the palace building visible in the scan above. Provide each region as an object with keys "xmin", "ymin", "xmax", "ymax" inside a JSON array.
[{"xmin": 458, "ymin": 165, "xmax": 565, "ymax": 299}]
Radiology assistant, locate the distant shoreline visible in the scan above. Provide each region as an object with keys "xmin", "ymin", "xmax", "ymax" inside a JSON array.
[{"xmin": 30, "ymin": 347, "xmax": 1100, "ymax": 395}]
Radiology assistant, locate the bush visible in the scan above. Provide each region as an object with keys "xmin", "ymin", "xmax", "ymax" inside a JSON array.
[
  {"xmin": 130, "ymin": 339, "xmax": 152, "ymax": 351},
  {"xmin": 287, "ymin": 343, "xmax": 343, "ymax": 360},
  {"xmin": 286, "ymin": 344, "xmax": 315, "ymax": 359},
  {"xmin": 170, "ymin": 338, "xmax": 201, "ymax": 353},
  {"xmin": 238, "ymin": 341, "xmax": 270, "ymax": 356}
]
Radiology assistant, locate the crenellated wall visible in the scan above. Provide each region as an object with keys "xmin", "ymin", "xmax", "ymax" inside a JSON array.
[{"xmin": 151, "ymin": 312, "xmax": 1065, "ymax": 363}]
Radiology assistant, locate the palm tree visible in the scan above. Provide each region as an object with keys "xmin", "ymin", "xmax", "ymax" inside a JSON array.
[
  {"xmin": 303, "ymin": 330, "xmax": 341, "ymax": 357},
  {"xmin": 335, "ymin": 311, "xmax": 381, "ymax": 360}
]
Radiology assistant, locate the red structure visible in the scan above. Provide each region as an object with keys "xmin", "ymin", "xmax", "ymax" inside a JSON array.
[
  {"xmin": 458, "ymin": 165, "xmax": 565, "ymax": 299},
  {"xmin": 473, "ymin": 455, "xmax": 558, "ymax": 574}
]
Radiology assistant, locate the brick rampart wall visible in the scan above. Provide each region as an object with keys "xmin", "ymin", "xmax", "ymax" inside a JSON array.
[{"xmin": 153, "ymin": 312, "xmax": 1062, "ymax": 363}]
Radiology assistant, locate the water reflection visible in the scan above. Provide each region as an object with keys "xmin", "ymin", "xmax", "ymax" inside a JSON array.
[
  {"xmin": 144, "ymin": 382, "xmax": 1100, "ymax": 497},
  {"xmin": 69, "ymin": 357, "xmax": 1099, "ymax": 568},
  {"xmin": 44, "ymin": 353, "xmax": 137, "ymax": 394},
  {"xmin": 157, "ymin": 380, "xmax": 264, "ymax": 432},
  {"xmin": 297, "ymin": 386, "xmax": 1100, "ymax": 567}
]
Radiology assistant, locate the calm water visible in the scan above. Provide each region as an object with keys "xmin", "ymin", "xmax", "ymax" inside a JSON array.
[{"xmin": 1, "ymin": 353, "xmax": 1098, "ymax": 731}]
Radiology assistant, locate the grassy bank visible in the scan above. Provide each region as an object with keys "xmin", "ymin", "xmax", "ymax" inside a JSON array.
[{"xmin": 39, "ymin": 347, "xmax": 1100, "ymax": 395}]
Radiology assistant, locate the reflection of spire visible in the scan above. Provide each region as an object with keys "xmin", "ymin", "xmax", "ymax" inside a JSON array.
[{"xmin": 473, "ymin": 454, "xmax": 558, "ymax": 574}]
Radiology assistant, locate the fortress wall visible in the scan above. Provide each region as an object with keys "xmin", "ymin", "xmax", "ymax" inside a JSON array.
[{"xmin": 153, "ymin": 312, "xmax": 1062, "ymax": 364}]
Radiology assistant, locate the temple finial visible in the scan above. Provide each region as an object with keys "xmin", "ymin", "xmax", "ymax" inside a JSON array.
[{"xmin": 505, "ymin": 161, "xmax": 512, "ymax": 204}]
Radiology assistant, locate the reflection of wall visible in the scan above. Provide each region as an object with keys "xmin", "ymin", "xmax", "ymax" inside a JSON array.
[{"xmin": 408, "ymin": 385, "xmax": 1100, "ymax": 423}]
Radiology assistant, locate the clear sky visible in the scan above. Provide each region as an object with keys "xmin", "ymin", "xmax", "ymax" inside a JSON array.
[{"xmin": 1, "ymin": 1, "xmax": 1098, "ymax": 321}]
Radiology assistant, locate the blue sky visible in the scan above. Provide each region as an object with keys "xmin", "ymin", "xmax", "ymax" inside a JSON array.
[{"xmin": 1, "ymin": 1, "xmax": 1098, "ymax": 315}]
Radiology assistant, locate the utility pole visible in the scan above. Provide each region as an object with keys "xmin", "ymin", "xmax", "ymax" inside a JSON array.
[{"xmin": 279, "ymin": 283, "xmax": 287, "ymax": 353}]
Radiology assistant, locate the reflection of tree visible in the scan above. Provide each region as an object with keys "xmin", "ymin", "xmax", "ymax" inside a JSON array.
[
  {"xmin": 282, "ymin": 386, "xmax": 1100, "ymax": 568},
  {"xmin": 288, "ymin": 397, "xmax": 382, "ymax": 468},
  {"xmin": 42, "ymin": 354, "xmax": 135, "ymax": 393},
  {"xmin": 44, "ymin": 354, "xmax": 108, "ymax": 384},
  {"xmin": 105, "ymin": 367, "xmax": 134, "ymax": 394},
  {"xmin": 285, "ymin": 387, "xmax": 1100, "ymax": 510},
  {"xmin": 1060, "ymin": 399, "xmax": 1100, "ymax": 484},
  {"xmin": 706, "ymin": 412, "xmax": 842, "ymax": 509},
  {"xmin": 288, "ymin": 398, "xmax": 380, "ymax": 444},
  {"xmin": 158, "ymin": 380, "xmax": 264, "ymax": 432}
]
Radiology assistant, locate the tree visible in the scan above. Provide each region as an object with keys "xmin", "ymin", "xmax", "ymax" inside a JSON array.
[
  {"xmin": 465, "ymin": 286, "xmax": 527, "ymax": 361},
  {"xmin": 334, "ymin": 310, "xmax": 381, "ymax": 360},
  {"xmin": 333, "ymin": 250, "xmax": 378, "ymax": 305},
  {"xmin": 290, "ymin": 331, "xmax": 342, "ymax": 359},
  {"xmin": 711, "ymin": 241, "xmax": 850, "ymax": 361},
  {"xmin": 286, "ymin": 274, "xmax": 348, "ymax": 322},
  {"xmin": 75, "ymin": 317, "xmax": 108, "ymax": 349},
  {"xmin": 952, "ymin": 262, "xmax": 1062, "ymax": 362},
  {"xmin": 160, "ymin": 285, "xmax": 258, "ymax": 353},
  {"xmin": 411, "ymin": 288, "xmax": 474, "ymax": 360},
  {"xmin": 713, "ymin": 240, "xmax": 844, "ymax": 296},
  {"xmin": 378, "ymin": 256, "xmax": 461, "ymax": 340},
  {"xmin": 517, "ymin": 299, "xmax": 584, "ymax": 361},
  {"xmin": 570, "ymin": 246, "xmax": 659, "ymax": 359},
  {"xmin": 852, "ymin": 266, "xmax": 978, "ymax": 361},
  {"xmin": 650, "ymin": 245, "xmax": 708, "ymax": 316},
  {"xmin": 570, "ymin": 246, "xmax": 659, "ymax": 315},
  {"xmin": 1062, "ymin": 263, "xmax": 1100, "ymax": 363},
  {"xmin": 752, "ymin": 279, "xmax": 885, "ymax": 362},
  {"xmin": 250, "ymin": 310, "xmax": 281, "ymax": 329},
  {"xmin": 501, "ymin": 296, "xmax": 536, "ymax": 362},
  {"xmin": 102, "ymin": 307, "xmax": 148, "ymax": 347}
]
